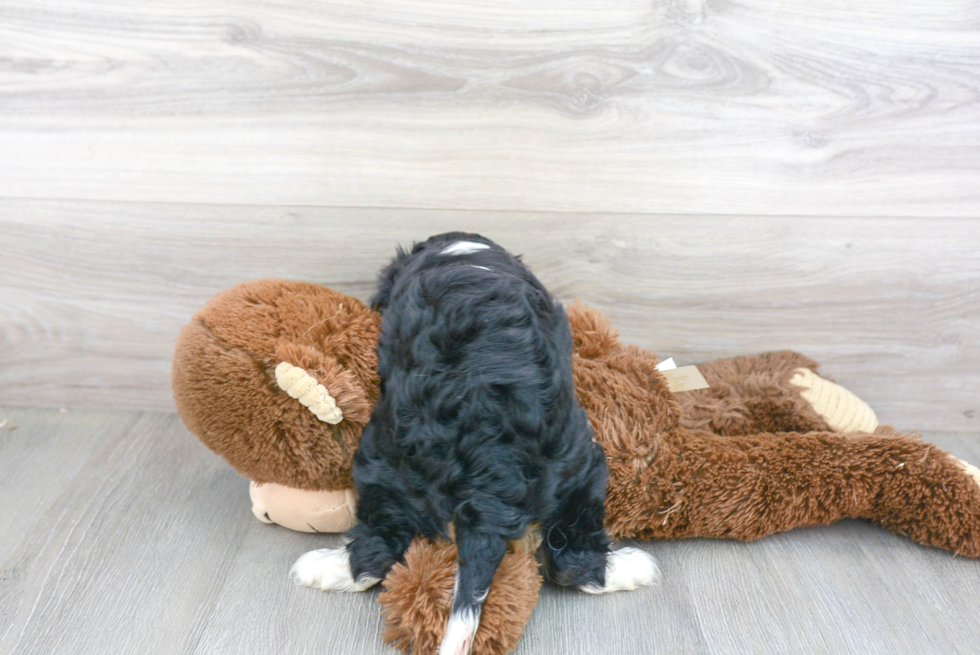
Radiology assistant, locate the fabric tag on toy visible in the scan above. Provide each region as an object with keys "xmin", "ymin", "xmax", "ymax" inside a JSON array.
[
  {"xmin": 655, "ymin": 357, "xmax": 677, "ymax": 371},
  {"xmin": 660, "ymin": 365, "xmax": 709, "ymax": 392}
]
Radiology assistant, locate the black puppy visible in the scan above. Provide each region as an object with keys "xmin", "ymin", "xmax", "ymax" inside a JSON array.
[{"xmin": 292, "ymin": 233, "xmax": 658, "ymax": 655}]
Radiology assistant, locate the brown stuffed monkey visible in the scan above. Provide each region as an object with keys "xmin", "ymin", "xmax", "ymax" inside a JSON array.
[{"xmin": 172, "ymin": 279, "xmax": 980, "ymax": 655}]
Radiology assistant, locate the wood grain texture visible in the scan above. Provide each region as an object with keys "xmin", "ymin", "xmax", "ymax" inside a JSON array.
[
  {"xmin": 1, "ymin": 198, "xmax": 978, "ymax": 430},
  {"xmin": 0, "ymin": 0, "xmax": 978, "ymax": 215},
  {"xmin": 2, "ymin": 408, "xmax": 980, "ymax": 654}
]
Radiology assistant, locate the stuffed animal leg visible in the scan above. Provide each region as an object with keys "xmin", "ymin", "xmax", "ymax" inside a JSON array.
[
  {"xmin": 567, "ymin": 302, "xmax": 980, "ymax": 554},
  {"xmin": 677, "ymin": 350, "xmax": 879, "ymax": 436},
  {"xmin": 641, "ymin": 351, "xmax": 980, "ymax": 552},
  {"xmin": 604, "ymin": 425, "xmax": 980, "ymax": 556}
]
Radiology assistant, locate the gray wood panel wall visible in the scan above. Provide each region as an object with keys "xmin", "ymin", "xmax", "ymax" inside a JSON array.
[{"xmin": 1, "ymin": 0, "xmax": 978, "ymax": 431}]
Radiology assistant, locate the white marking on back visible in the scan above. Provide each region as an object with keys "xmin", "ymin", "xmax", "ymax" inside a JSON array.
[{"xmin": 441, "ymin": 241, "xmax": 490, "ymax": 256}]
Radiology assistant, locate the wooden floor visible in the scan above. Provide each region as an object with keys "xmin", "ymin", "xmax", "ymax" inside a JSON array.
[{"xmin": 2, "ymin": 405, "xmax": 980, "ymax": 655}]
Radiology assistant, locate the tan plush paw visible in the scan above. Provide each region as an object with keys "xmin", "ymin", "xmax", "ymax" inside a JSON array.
[
  {"xmin": 789, "ymin": 368, "xmax": 879, "ymax": 433},
  {"xmin": 954, "ymin": 457, "xmax": 980, "ymax": 489}
]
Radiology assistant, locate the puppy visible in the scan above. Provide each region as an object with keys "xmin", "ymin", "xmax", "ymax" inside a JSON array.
[{"xmin": 292, "ymin": 233, "xmax": 658, "ymax": 655}]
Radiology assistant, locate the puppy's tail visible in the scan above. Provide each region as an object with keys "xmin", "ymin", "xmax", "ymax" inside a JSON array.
[{"xmin": 438, "ymin": 528, "xmax": 508, "ymax": 655}]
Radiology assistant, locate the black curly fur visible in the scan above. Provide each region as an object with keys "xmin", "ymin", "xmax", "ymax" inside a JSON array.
[{"xmin": 347, "ymin": 232, "xmax": 611, "ymax": 616}]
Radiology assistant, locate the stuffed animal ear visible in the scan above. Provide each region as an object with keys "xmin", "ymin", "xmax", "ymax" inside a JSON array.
[
  {"xmin": 275, "ymin": 342, "xmax": 373, "ymax": 426},
  {"xmin": 567, "ymin": 299, "xmax": 622, "ymax": 359}
]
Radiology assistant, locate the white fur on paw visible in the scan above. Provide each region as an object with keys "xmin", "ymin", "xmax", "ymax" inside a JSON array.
[
  {"xmin": 439, "ymin": 608, "xmax": 481, "ymax": 655},
  {"xmin": 954, "ymin": 456, "xmax": 980, "ymax": 488},
  {"xmin": 289, "ymin": 548, "xmax": 379, "ymax": 592},
  {"xmin": 580, "ymin": 547, "xmax": 661, "ymax": 594}
]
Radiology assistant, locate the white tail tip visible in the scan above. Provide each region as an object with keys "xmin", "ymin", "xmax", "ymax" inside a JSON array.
[{"xmin": 439, "ymin": 607, "xmax": 480, "ymax": 655}]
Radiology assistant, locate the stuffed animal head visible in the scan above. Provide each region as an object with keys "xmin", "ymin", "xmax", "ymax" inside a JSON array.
[{"xmin": 172, "ymin": 280, "xmax": 381, "ymax": 519}]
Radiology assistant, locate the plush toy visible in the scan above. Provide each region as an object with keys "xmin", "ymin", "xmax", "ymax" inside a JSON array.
[{"xmin": 173, "ymin": 279, "xmax": 980, "ymax": 655}]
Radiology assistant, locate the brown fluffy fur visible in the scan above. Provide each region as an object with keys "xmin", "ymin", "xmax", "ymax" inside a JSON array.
[
  {"xmin": 173, "ymin": 282, "xmax": 980, "ymax": 655},
  {"xmin": 677, "ymin": 350, "xmax": 833, "ymax": 435},
  {"xmin": 379, "ymin": 536, "xmax": 542, "ymax": 655},
  {"xmin": 172, "ymin": 280, "xmax": 380, "ymax": 491},
  {"xmin": 568, "ymin": 302, "xmax": 980, "ymax": 554}
]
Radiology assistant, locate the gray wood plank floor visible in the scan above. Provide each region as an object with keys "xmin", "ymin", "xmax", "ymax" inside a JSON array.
[{"xmin": 2, "ymin": 406, "xmax": 980, "ymax": 655}]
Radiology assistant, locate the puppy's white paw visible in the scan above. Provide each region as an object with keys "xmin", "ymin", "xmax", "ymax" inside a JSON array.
[
  {"xmin": 580, "ymin": 547, "xmax": 661, "ymax": 594},
  {"xmin": 290, "ymin": 547, "xmax": 380, "ymax": 593},
  {"xmin": 439, "ymin": 608, "xmax": 480, "ymax": 655}
]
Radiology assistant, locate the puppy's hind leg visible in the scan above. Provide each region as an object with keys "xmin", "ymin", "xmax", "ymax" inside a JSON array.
[
  {"xmin": 544, "ymin": 443, "xmax": 660, "ymax": 594},
  {"xmin": 439, "ymin": 526, "xmax": 509, "ymax": 655},
  {"xmin": 291, "ymin": 483, "xmax": 415, "ymax": 593}
]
